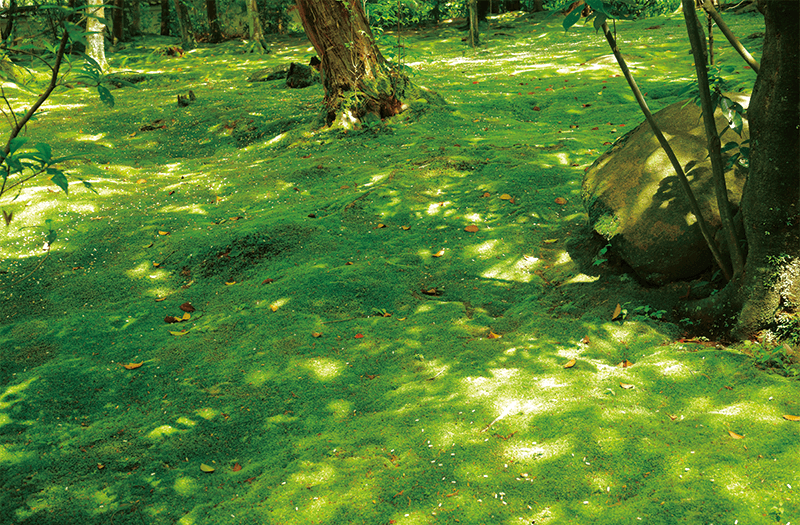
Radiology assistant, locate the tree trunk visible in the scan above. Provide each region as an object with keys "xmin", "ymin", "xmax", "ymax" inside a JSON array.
[
  {"xmin": 112, "ymin": 0, "xmax": 124, "ymax": 42},
  {"xmin": 85, "ymin": 0, "xmax": 107, "ymax": 72},
  {"xmin": 160, "ymin": 0, "xmax": 170, "ymax": 36},
  {"xmin": 532, "ymin": 0, "xmax": 544, "ymax": 12},
  {"xmin": 295, "ymin": 0, "xmax": 441, "ymax": 128},
  {"xmin": 682, "ymin": 0, "xmax": 799, "ymax": 340},
  {"xmin": 173, "ymin": 0, "xmax": 196, "ymax": 49},
  {"xmin": 130, "ymin": 0, "xmax": 141, "ymax": 37},
  {"xmin": 245, "ymin": 0, "xmax": 268, "ymax": 53},
  {"xmin": 468, "ymin": 0, "xmax": 479, "ymax": 47},
  {"xmin": 206, "ymin": 0, "xmax": 223, "ymax": 43}
]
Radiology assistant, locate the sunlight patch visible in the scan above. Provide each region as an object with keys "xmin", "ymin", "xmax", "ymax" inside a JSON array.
[
  {"xmin": 481, "ymin": 258, "xmax": 535, "ymax": 283},
  {"xmin": 148, "ymin": 425, "xmax": 180, "ymax": 439},
  {"xmin": 196, "ymin": 407, "xmax": 220, "ymax": 420},
  {"xmin": 302, "ymin": 357, "xmax": 343, "ymax": 381},
  {"xmin": 174, "ymin": 476, "xmax": 199, "ymax": 497}
]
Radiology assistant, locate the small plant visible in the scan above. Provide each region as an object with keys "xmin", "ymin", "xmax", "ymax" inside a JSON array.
[
  {"xmin": 592, "ymin": 242, "xmax": 611, "ymax": 266},
  {"xmin": 624, "ymin": 302, "xmax": 667, "ymax": 321},
  {"xmin": 749, "ymin": 340, "xmax": 800, "ymax": 378}
]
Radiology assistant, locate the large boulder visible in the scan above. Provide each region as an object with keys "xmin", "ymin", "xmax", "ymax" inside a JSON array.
[{"xmin": 582, "ymin": 93, "xmax": 750, "ymax": 285}]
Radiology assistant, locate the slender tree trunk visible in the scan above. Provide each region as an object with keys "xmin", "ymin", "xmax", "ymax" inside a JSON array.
[
  {"xmin": 112, "ymin": 0, "xmax": 124, "ymax": 42},
  {"xmin": 296, "ymin": 0, "xmax": 441, "ymax": 127},
  {"xmin": 86, "ymin": 0, "xmax": 107, "ymax": 71},
  {"xmin": 160, "ymin": 0, "xmax": 171, "ymax": 36},
  {"xmin": 245, "ymin": 0, "xmax": 268, "ymax": 53},
  {"xmin": 173, "ymin": 0, "xmax": 196, "ymax": 49},
  {"xmin": 682, "ymin": 0, "xmax": 799, "ymax": 339},
  {"xmin": 532, "ymin": 0, "xmax": 544, "ymax": 12},
  {"xmin": 130, "ymin": 0, "xmax": 141, "ymax": 37},
  {"xmin": 206, "ymin": 0, "xmax": 222, "ymax": 43},
  {"xmin": 468, "ymin": 0, "xmax": 479, "ymax": 47}
]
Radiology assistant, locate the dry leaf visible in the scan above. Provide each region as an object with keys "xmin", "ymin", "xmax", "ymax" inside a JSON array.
[
  {"xmin": 564, "ymin": 358, "xmax": 576, "ymax": 368},
  {"xmin": 617, "ymin": 360, "xmax": 633, "ymax": 368},
  {"xmin": 499, "ymin": 193, "xmax": 512, "ymax": 200},
  {"xmin": 421, "ymin": 287, "xmax": 441, "ymax": 296},
  {"xmin": 181, "ymin": 312, "xmax": 191, "ymax": 321},
  {"xmin": 180, "ymin": 302, "xmax": 195, "ymax": 312},
  {"xmin": 487, "ymin": 331, "xmax": 501, "ymax": 339},
  {"xmin": 612, "ymin": 303, "xmax": 622, "ymax": 320},
  {"xmin": 355, "ymin": 333, "xmax": 364, "ymax": 339},
  {"xmin": 482, "ymin": 192, "xmax": 491, "ymax": 197},
  {"xmin": 728, "ymin": 430, "xmax": 744, "ymax": 439},
  {"xmin": 376, "ymin": 223, "xmax": 387, "ymax": 228},
  {"xmin": 122, "ymin": 362, "xmax": 144, "ymax": 370},
  {"xmin": 262, "ymin": 278, "xmax": 275, "ymax": 284},
  {"xmin": 312, "ymin": 332, "xmax": 322, "ymax": 338},
  {"xmin": 2, "ymin": 209, "xmax": 13, "ymax": 226},
  {"xmin": 170, "ymin": 330, "xmax": 189, "ymax": 336},
  {"xmin": 543, "ymin": 239, "xmax": 559, "ymax": 244},
  {"xmin": 401, "ymin": 226, "xmax": 411, "ymax": 230},
  {"xmin": 270, "ymin": 304, "xmax": 279, "ymax": 312},
  {"xmin": 200, "ymin": 463, "xmax": 215, "ymax": 473},
  {"xmin": 464, "ymin": 224, "xmax": 479, "ymax": 233},
  {"xmin": 158, "ymin": 231, "xmax": 170, "ymax": 236},
  {"xmin": 136, "ymin": 179, "xmax": 147, "ymax": 184},
  {"xmin": 432, "ymin": 249, "xmax": 445, "ymax": 257},
  {"xmin": 619, "ymin": 382, "xmax": 635, "ymax": 389},
  {"xmin": 232, "ymin": 463, "xmax": 242, "ymax": 472},
  {"xmin": 165, "ymin": 315, "xmax": 180, "ymax": 323},
  {"xmin": 555, "ymin": 197, "xmax": 568, "ymax": 205},
  {"xmin": 225, "ymin": 281, "xmax": 236, "ymax": 285},
  {"xmin": 668, "ymin": 414, "xmax": 678, "ymax": 421},
  {"xmin": 783, "ymin": 415, "xmax": 800, "ymax": 421},
  {"xmin": 580, "ymin": 336, "xmax": 590, "ymax": 345},
  {"xmin": 155, "ymin": 297, "xmax": 167, "ymax": 302}
]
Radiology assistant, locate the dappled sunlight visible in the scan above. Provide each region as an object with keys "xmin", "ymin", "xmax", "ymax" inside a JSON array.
[
  {"xmin": 481, "ymin": 256, "xmax": 537, "ymax": 282},
  {"xmin": 301, "ymin": 357, "xmax": 344, "ymax": 380}
]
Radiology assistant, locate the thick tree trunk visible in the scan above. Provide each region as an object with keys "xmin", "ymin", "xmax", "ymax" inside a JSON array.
[
  {"xmin": 206, "ymin": 0, "xmax": 223, "ymax": 43},
  {"xmin": 245, "ymin": 0, "xmax": 268, "ymax": 53},
  {"xmin": 682, "ymin": 0, "xmax": 799, "ymax": 340},
  {"xmin": 85, "ymin": 0, "xmax": 107, "ymax": 71},
  {"xmin": 173, "ymin": 0, "xmax": 196, "ymax": 49},
  {"xmin": 295, "ymin": 0, "xmax": 441, "ymax": 128},
  {"xmin": 160, "ymin": 0, "xmax": 170, "ymax": 36}
]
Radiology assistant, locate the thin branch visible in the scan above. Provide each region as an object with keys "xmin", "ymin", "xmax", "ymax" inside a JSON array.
[
  {"xmin": 600, "ymin": 21, "xmax": 733, "ymax": 281},
  {"xmin": 700, "ymin": 0, "xmax": 760, "ymax": 73},
  {"xmin": 682, "ymin": 0, "xmax": 745, "ymax": 277}
]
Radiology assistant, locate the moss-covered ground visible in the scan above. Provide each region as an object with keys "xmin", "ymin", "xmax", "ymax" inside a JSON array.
[{"xmin": 2, "ymin": 9, "xmax": 798, "ymax": 525}]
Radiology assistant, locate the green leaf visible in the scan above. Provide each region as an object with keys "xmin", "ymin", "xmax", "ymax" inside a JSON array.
[
  {"xmin": 8, "ymin": 137, "xmax": 28, "ymax": 155},
  {"xmin": 35, "ymin": 143, "xmax": 52, "ymax": 163},
  {"xmin": 729, "ymin": 111, "xmax": 743, "ymax": 135},
  {"xmin": 97, "ymin": 85, "xmax": 114, "ymax": 108},
  {"xmin": 563, "ymin": 7, "xmax": 583, "ymax": 31},
  {"xmin": 48, "ymin": 168, "xmax": 69, "ymax": 195},
  {"xmin": 721, "ymin": 141, "xmax": 739, "ymax": 153},
  {"xmin": 593, "ymin": 12, "xmax": 607, "ymax": 32},
  {"xmin": 78, "ymin": 178, "xmax": 98, "ymax": 194},
  {"xmin": 64, "ymin": 22, "xmax": 87, "ymax": 46}
]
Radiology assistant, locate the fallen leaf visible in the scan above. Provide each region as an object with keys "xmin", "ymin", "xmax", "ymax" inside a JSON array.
[
  {"xmin": 421, "ymin": 287, "xmax": 441, "ymax": 296},
  {"xmin": 401, "ymin": 226, "xmax": 411, "ymax": 230},
  {"xmin": 432, "ymin": 249, "xmax": 445, "ymax": 257},
  {"xmin": 200, "ymin": 463, "xmax": 215, "ymax": 473},
  {"xmin": 543, "ymin": 239, "xmax": 559, "ymax": 244},
  {"xmin": 155, "ymin": 297, "xmax": 167, "ymax": 302},
  {"xmin": 364, "ymin": 374, "xmax": 379, "ymax": 380},
  {"xmin": 262, "ymin": 278, "xmax": 275, "ymax": 284},
  {"xmin": 499, "ymin": 193, "xmax": 512, "ymax": 200},
  {"xmin": 554, "ymin": 197, "xmax": 567, "ymax": 205},
  {"xmin": 783, "ymin": 414, "xmax": 800, "ymax": 421},
  {"xmin": 232, "ymin": 463, "xmax": 242, "ymax": 472},
  {"xmin": 487, "ymin": 331, "xmax": 501, "ymax": 339},
  {"xmin": 170, "ymin": 330, "xmax": 189, "ymax": 336},
  {"xmin": 122, "ymin": 362, "xmax": 144, "ymax": 370},
  {"xmin": 270, "ymin": 304, "xmax": 279, "ymax": 312},
  {"xmin": 97, "ymin": 463, "xmax": 105, "ymax": 469},
  {"xmin": 668, "ymin": 414, "xmax": 678, "ymax": 421},
  {"xmin": 617, "ymin": 360, "xmax": 633, "ymax": 368},
  {"xmin": 136, "ymin": 179, "xmax": 147, "ymax": 184},
  {"xmin": 464, "ymin": 224, "xmax": 479, "ymax": 233},
  {"xmin": 165, "ymin": 315, "xmax": 180, "ymax": 323},
  {"xmin": 376, "ymin": 223, "xmax": 387, "ymax": 228},
  {"xmin": 225, "ymin": 281, "xmax": 236, "ymax": 285},
  {"xmin": 180, "ymin": 302, "xmax": 195, "ymax": 312},
  {"xmin": 619, "ymin": 382, "xmax": 635, "ymax": 389},
  {"xmin": 580, "ymin": 336, "xmax": 590, "ymax": 345},
  {"xmin": 482, "ymin": 192, "xmax": 491, "ymax": 197},
  {"xmin": 728, "ymin": 430, "xmax": 744, "ymax": 439},
  {"xmin": 612, "ymin": 303, "xmax": 622, "ymax": 320},
  {"xmin": 355, "ymin": 333, "xmax": 364, "ymax": 339},
  {"xmin": 564, "ymin": 358, "xmax": 576, "ymax": 368},
  {"xmin": 181, "ymin": 312, "xmax": 191, "ymax": 321},
  {"xmin": 312, "ymin": 331, "xmax": 323, "ymax": 338}
]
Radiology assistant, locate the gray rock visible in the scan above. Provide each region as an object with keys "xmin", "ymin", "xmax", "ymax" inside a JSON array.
[{"xmin": 582, "ymin": 93, "xmax": 750, "ymax": 285}]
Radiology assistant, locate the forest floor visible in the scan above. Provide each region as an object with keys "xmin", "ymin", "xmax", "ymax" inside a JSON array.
[{"xmin": 2, "ymin": 8, "xmax": 798, "ymax": 525}]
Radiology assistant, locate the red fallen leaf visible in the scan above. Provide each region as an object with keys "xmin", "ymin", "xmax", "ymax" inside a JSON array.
[
  {"xmin": 232, "ymin": 463, "xmax": 242, "ymax": 472},
  {"xmin": 245, "ymin": 477, "xmax": 257, "ymax": 483},
  {"xmin": 603, "ymin": 141, "xmax": 612, "ymax": 145},
  {"xmin": 591, "ymin": 127, "xmax": 599, "ymax": 130},
  {"xmin": 527, "ymin": 92, "xmax": 534, "ymax": 95},
  {"xmin": 582, "ymin": 103, "xmax": 592, "ymax": 108},
  {"xmin": 744, "ymin": 65, "xmax": 751, "ymax": 70},
  {"xmin": 533, "ymin": 106, "xmax": 541, "ymax": 111},
  {"xmin": 262, "ymin": 278, "xmax": 275, "ymax": 284},
  {"xmin": 472, "ymin": 81, "xmax": 479, "ymax": 84},
  {"xmin": 555, "ymin": 197, "xmax": 567, "ymax": 205},
  {"xmin": 355, "ymin": 333, "xmax": 364, "ymax": 339},
  {"xmin": 301, "ymin": 154, "xmax": 312, "ymax": 158},
  {"xmin": 464, "ymin": 224, "xmax": 479, "ymax": 232},
  {"xmin": 180, "ymin": 302, "xmax": 195, "ymax": 312}
]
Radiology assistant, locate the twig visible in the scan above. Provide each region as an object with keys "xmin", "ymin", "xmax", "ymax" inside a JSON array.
[{"xmin": 700, "ymin": 0, "xmax": 760, "ymax": 73}]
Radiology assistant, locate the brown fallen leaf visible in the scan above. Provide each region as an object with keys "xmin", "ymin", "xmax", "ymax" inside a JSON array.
[
  {"xmin": 619, "ymin": 382, "xmax": 635, "ymax": 389},
  {"xmin": 401, "ymin": 225, "xmax": 411, "ymax": 230},
  {"xmin": 464, "ymin": 224, "xmax": 479, "ymax": 233},
  {"xmin": 180, "ymin": 302, "xmax": 195, "ymax": 312},
  {"xmin": 667, "ymin": 414, "xmax": 678, "ymax": 421},
  {"xmin": 482, "ymin": 192, "xmax": 491, "ymax": 197},
  {"xmin": 232, "ymin": 463, "xmax": 242, "ymax": 472},
  {"xmin": 580, "ymin": 336, "xmax": 590, "ymax": 345},
  {"xmin": 432, "ymin": 249, "xmax": 445, "ymax": 257},
  {"xmin": 783, "ymin": 414, "xmax": 800, "ymax": 421},
  {"xmin": 487, "ymin": 331, "xmax": 502, "ymax": 339},
  {"xmin": 563, "ymin": 358, "xmax": 576, "ymax": 368},
  {"xmin": 165, "ymin": 315, "xmax": 180, "ymax": 323},
  {"xmin": 612, "ymin": 303, "xmax": 622, "ymax": 320},
  {"xmin": 155, "ymin": 297, "xmax": 167, "ymax": 302},
  {"xmin": 122, "ymin": 362, "xmax": 144, "ymax": 370},
  {"xmin": 555, "ymin": 197, "xmax": 568, "ymax": 205},
  {"xmin": 617, "ymin": 360, "xmax": 633, "ymax": 368},
  {"xmin": 421, "ymin": 287, "xmax": 441, "ymax": 296},
  {"xmin": 376, "ymin": 223, "xmax": 387, "ymax": 228},
  {"xmin": 728, "ymin": 430, "xmax": 744, "ymax": 439}
]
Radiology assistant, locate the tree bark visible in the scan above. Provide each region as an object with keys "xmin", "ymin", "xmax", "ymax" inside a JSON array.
[
  {"xmin": 206, "ymin": 0, "xmax": 223, "ymax": 43},
  {"xmin": 173, "ymin": 0, "xmax": 196, "ymax": 49},
  {"xmin": 682, "ymin": 0, "xmax": 799, "ymax": 339},
  {"xmin": 160, "ymin": 0, "xmax": 170, "ymax": 36},
  {"xmin": 130, "ymin": 0, "xmax": 141, "ymax": 37},
  {"xmin": 112, "ymin": 0, "xmax": 124, "ymax": 42},
  {"xmin": 245, "ymin": 0, "xmax": 268, "ymax": 53},
  {"xmin": 85, "ymin": 0, "xmax": 107, "ymax": 72},
  {"xmin": 468, "ymin": 0, "xmax": 479, "ymax": 47},
  {"xmin": 295, "ymin": 0, "xmax": 441, "ymax": 128}
]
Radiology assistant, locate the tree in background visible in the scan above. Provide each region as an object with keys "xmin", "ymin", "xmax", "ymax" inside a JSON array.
[
  {"xmin": 160, "ymin": 0, "xmax": 171, "ymax": 35},
  {"xmin": 173, "ymin": 0, "xmax": 196, "ymax": 48},
  {"xmin": 85, "ymin": 0, "xmax": 107, "ymax": 71},
  {"xmin": 295, "ymin": 0, "xmax": 441, "ymax": 128},
  {"xmin": 246, "ymin": 0, "xmax": 268, "ymax": 53},
  {"xmin": 206, "ymin": 0, "xmax": 223, "ymax": 43}
]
